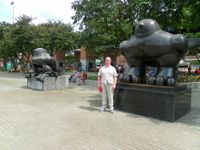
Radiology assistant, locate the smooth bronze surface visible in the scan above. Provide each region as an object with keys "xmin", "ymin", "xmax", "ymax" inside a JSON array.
[{"xmin": 120, "ymin": 19, "xmax": 200, "ymax": 86}]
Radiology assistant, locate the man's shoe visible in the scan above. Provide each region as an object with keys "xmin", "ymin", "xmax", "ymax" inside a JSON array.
[
  {"xmin": 110, "ymin": 108, "xmax": 114, "ymax": 113},
  {"xmin": 99, "ymin": 107, "xmax": 104, "ymax": 112}
]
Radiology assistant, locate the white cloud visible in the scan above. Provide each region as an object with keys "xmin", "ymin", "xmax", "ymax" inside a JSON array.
[{"xmin": 1, "ymin": 0, "xmax": 75, "ymax": 25}]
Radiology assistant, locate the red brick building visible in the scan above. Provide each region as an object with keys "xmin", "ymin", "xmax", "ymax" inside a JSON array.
[{"xmin": 74, "ymin": 47, "xmax": 96, "ymax": 71}]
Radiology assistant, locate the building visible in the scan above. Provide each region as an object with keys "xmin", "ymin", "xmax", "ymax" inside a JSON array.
[{"xmin": 74, "ymin": 47, "xmax": 96, "ymax": 71}]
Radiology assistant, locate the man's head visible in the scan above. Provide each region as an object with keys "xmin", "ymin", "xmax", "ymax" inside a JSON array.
[{"xmin": 105, "ymin": 57, "xmax": 111, "ymax": 66}]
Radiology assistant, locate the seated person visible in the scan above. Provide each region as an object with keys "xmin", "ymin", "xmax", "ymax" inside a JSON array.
[
  {"xmin": 81, "ymin": 71, "xmax": 88, "ymax": 85},
  {"xmin": 69, "ymin": 71, "xmax": 81, "ymax": 82},
  {"xmin": 77, "ymin": 71, "xmax": 88, "ymax": 85}
]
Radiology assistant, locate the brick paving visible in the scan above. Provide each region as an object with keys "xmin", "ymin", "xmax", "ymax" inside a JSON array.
[{"xmin": 0, "ymin": 72, "xmax": 200, "ymax": 150}]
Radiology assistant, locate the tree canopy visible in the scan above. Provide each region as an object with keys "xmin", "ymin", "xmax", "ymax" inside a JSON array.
[
  {"xmin": 0, "ymin": 15, "xmax": 78, "ymax": 70},
  {"xmin": 72, "ymin": 0, "xmax": 200, "ymax": 50}
]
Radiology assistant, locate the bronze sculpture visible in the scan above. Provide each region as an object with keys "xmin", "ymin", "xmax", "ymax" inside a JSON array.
[
  {"xmin": 26, "ymin": 48, "xmax": 65, "ymax": 81},
  {"xmin": 120, "ymin": 19, "xmax": 200, "ymax": 86}
]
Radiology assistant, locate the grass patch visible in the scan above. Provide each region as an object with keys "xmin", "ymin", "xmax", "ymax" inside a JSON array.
[
  {"xmin": 191, "ymin": 60, "xmax": 200, "ymax": 65},
  {"xmin": 88, "ymin": 75, "xmax": 98, "ymax": 80}
]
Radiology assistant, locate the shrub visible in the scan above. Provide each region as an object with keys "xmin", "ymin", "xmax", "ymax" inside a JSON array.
[
  {"xmin": 177, "ymin": 74, "xmax": 200, "ymax": 83},
  {"xmin": 88, "ymin": 75, "xmax": 98, "ymax": 80}
]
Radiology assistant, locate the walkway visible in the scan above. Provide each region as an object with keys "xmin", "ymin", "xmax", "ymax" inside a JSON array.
[{"xmin": 0, "ymin": 72, "xmax": 200, "ymax": 150}]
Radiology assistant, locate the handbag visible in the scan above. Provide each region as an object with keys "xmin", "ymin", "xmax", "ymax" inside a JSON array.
[{"xmin": 98, "ymin": 86, "xmax": 102, "ymax": 93}]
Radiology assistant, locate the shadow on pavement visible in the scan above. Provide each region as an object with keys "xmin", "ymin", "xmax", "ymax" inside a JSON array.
[
  {"xmin": 79, "ymin": 94, "xmax": 101, "ymax": 112},
  {"xmin": 79, "ymin": 106, "xmax": 99, "ymax": 111},
  {"xmin": 20, "ymin": 85, "xmax": 29, "ymax": 89},
  {"xmin": 0, "ymin": 72, "xmax": 25, "ymax": 79}
]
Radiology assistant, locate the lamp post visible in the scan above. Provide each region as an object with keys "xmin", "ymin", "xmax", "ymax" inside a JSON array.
[{"xmin": 10, "ymin": 1, "xmax": 14, "ymax": 24}]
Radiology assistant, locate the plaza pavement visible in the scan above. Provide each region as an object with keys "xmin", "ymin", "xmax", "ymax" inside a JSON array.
[{"xmin": 0, "ymin": 72, "xmax": 200, "ymax": 150}]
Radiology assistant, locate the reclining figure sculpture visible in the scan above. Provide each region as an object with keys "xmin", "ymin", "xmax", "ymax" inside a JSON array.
[
  {"xmin": 26, "ymin": 48, "xmax": 65, "ymax": 81},
  {"xmin": 119, "ymin": 19, "xmax": 200, "ymax": 86}
]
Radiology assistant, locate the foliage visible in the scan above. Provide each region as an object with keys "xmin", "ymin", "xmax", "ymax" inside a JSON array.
[
  {"xmin": 177, "ymin": 74, "xmax": 200, "ymax": 83},
  {"xmin": 190, "ymin": 60, "xmax": 200, "ymax": 65},
  {"xmin": 72, "ymin": 0, "xmax": 200, "ymax": 52},
  {"xmin": 184, "ymin": 32, "xmax": 200, "ymax": 62},
  {"xmin": 0, "ymin": 15, "xmax": 78, "ymax": 71},
  {"xmin": 33, "ymin": 21, "xmax": 77, "ymax": 56}
]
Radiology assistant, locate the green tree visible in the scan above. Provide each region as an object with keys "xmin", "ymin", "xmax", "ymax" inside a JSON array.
[
  {"xmin": 34, "ymin": 21, "xmax": 78, "ymax": 56},
  {"xmin": 0, "ymin": 22, "xmax": 12, "ymax": 68},
  {"xmin": 0, "ymin": 15, "xmax": 79, "ymax": 71},
  {"xmin": 72, "ymin": 0, "xmax": 200, "ymax": 52}
]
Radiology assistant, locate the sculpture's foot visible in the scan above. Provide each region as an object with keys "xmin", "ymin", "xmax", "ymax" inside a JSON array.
[
  {"xmin": 120, "ymin": 75, "xmax": 132, "ymax": 83},
  {"xmin": 35, "ymin": 73, "xmax": 47, "ymax": 81},
  {"xmin": 131, "ymin": 75, "xmax": 140, "ymax": 83},
  {"xmin": 119, "ymin": 74, "xmax": 126, "ymax": 82},
  {"xmin": 167, "ymin": 77, "xmax": 176, "ymax": 86},
  {"xmin": 25, "ymin": 73, "xmax": 32, "ymax": 79},
  {"xmin": 155, "ymin": 67, "xmax": 176, "ymax": 86},
  {"xmin": 155, "ymin": 76, "xmax": 165, "ymax": 86},
  {"xmin": 127, "ymin": 67, "xmax": 140, "ymax": 83},
  {"xmin": 119, "ymin": 67, "xmax": 141, "ymax": 83},
  {"xmin": 155, "ymin": 76, "xmax": 176, "ymax": 86},
  {"xmin": 125, "ymin": 75, "xmax": 131, "ymax": 83},
  {"xmin": 119, "ymin": 74, "xmax": 140, "ymax": 83},
  {"xmin": 146, "ymin": 77, "xmax": 156, "ymax": 85}
]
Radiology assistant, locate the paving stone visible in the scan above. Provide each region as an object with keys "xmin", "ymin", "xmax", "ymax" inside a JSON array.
[{"xmin": 0, "ymin": 72, "xmax": 200, "ymax": 150}]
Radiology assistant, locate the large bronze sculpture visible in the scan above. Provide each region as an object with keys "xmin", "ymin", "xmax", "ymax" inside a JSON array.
[
  {"xmin": 119, "ymin": 19, "xmax": 200, "ymax": 86},
  {"xmin": 26, "ymin": 48, "xmax": 68, "ymax": 91},
  {"xmin": 114, "ymin": 19, "xmax": 200, "ymax": 122},
  {"xmin": 26, "ymin": 48, "xmax": 65, "ymax": 81}
]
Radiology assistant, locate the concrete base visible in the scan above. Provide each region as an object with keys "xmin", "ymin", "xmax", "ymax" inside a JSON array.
[
  {"xmin": 27, "ymin": 75, "xmax": 69, "ymax": 91},
  {"xmin": 114, "ymin": 82, "xmax": 191, "ymax": 122}
]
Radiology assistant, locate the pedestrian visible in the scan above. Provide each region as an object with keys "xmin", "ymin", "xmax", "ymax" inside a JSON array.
[
  {"xmin": 79, "ymin": 71, "xmax": 88, "ymax": 85},
  {"xmin": 188, "ymin": 65, "xmax": 191, "ymax": 75},
  {"xmin": 98, "ymin": 57, "xmax": 118, "ymax": 113}
]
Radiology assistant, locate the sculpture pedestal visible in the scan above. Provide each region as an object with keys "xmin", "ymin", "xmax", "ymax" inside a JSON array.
[
  {"xmin": 114, "ymin": 82, "xmax": 191, "ymax": 122},
  {"xmin": 27, "ymin": 75, "xmax": 69, "ymax": 91}
]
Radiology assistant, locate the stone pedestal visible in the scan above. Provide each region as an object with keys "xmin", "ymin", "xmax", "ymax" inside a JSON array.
[
  {"xmin": 27, "ymin": 75, "xmax": 69, "ymax": 91},
  {"xmin": 114, "ymin": 82, "xmax": 191, "ymax": 122}
]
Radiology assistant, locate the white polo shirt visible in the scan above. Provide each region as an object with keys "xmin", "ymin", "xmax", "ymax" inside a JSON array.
[{"xmin": 98, "ymin": 65, "xmax": 118, "ymax": 84}]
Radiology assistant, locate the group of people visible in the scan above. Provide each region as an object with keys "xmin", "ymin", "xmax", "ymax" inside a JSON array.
[
  {"xmin": 188, "ymin": 65, "xmax": 200, "ymax": 75},
  {"xmin": 69, "ymin": 71, "xmax": 88, "ymax": 86}
]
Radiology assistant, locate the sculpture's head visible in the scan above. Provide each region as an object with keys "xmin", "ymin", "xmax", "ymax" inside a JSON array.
[
  {"xmin": 33, "ymin": 48, "xmax": 48, "ymax": 57},
  {"xmin": 135, "ymin": 19, "xmax": 161, "ymax": 37},
  {"xmin": 32, "ymin": 48, "xmax": 51, "ymax": 60}
]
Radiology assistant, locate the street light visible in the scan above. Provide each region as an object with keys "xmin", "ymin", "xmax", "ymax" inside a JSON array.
[{"xmin": 10, "ymin": 1, "xmax": 14, "ymax": 24}]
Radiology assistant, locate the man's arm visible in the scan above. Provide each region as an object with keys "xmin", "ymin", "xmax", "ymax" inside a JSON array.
[
  {"xmin": 112, "ymin": 76, "xmax": 117, "ymax": 89},
  {"xmin": 98, "ymin": 76, "xmax": 101, "ymax": 87},
  {"xmin": 112, "ymin": 67, "xmax": 118, "ymax": 89}
]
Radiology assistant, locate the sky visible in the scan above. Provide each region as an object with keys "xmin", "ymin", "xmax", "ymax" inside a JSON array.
[{"xmin": 0, "ymin": 0, "xmax": 76, "ymax": 26}]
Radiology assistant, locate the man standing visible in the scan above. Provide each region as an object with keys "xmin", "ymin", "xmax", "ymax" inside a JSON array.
[{"xmin": 98, "ymin": 57, "xmax": 118, "ymax": 113}]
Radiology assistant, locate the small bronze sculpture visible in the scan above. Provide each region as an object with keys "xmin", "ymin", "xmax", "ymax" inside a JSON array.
[
  {"xmin": 26, "ymin": 48, "xmax": 65, "ymax": 81},
  {"xmin": 120, "ymin": 19, "xmax": 200, "ymax": 86}
]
